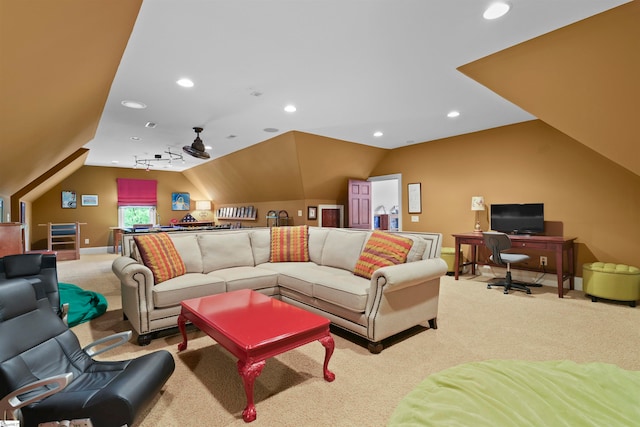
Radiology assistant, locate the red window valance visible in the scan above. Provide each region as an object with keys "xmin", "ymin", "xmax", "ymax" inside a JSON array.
[{"xmin": 116, "ymin": 178, "xmax": 157, "ymax": 206}]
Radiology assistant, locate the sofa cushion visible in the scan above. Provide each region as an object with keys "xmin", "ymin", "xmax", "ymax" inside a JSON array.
[
  {"xmin": 308, "ymin": 227, "xmax": 330, "ymax": 264},
  {"xmin": 134, "ymin": 233, "xmax": 186, "ymax": 284},
  {"xmin": 153, "ymin": 273, "xmax": 226, "ymax": 308},
  {"xmin": 199, "ymin": 232, "xmax": 255, "ymax": 273},
  {"xmin": 211, "ymin": 266, "xmax": 279, "ymax": 292},
  {"xmin": 249, "ymin": 228, "xmax": 271, "ymax": 265},
  {"xmin": 354, "ymin": 231, "xmax": 413, "ymax": 279},
  {"xmin": 169, "ymin": 234, "xmax": 203, "ymax": 273},
  {"xmin": 321, "ymin": 229, "xmax": 367, "ymax": 272},
  {"xmin": 313, "ymin": 274, "xmax": 370, "ymax": 312},
  {"xmin": 404, "ymin": 236, "xmax": 427, "ymax": 262},
  {"xmin": 270, "ymin": 225, "xmax": 310, "ymax": 262},
  {"xmin": 258, "ymin": 262, "xmax": 326, "ymax": 297}
]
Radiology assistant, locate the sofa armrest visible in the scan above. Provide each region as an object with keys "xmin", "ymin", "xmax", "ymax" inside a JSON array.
[
  {"xmin": 112, "ymin": 256, "xmax": 153, "ymax": 285},
  {"xmin": 112, "ymin": 256, "xmax": 155, "ymax": 333},
  {"xmin": 371, "ymin": 258, "xmax": 448, "ymax": 293}
]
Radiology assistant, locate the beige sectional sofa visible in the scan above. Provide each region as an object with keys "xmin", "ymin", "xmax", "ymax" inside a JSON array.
[{"xmin": 111, "ymin": 226, "xmax": 447, "ymax": 352}]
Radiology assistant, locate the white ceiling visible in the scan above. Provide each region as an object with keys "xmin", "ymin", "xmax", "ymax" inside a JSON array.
[{"xmin": 85, "ymin": 0, "xmax": 629, "ymax": 172}]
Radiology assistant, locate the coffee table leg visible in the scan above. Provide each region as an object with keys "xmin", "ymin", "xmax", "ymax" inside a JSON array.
[
  {"xmin": 319, "ymin": 335, "xmax": 335, "ymax": 382},
  {"xmin": 237, "ymin": 359, "xmax": 266, "ymax": 422},
  {"xmin": 177, "ymin": 314, "xmax": 188, "ymax": 351}
]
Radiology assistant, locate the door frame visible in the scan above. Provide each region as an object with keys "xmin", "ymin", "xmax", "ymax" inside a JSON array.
[{"xmin": 368, "ymin": 173, "xmax": 402, "ymax": 231}]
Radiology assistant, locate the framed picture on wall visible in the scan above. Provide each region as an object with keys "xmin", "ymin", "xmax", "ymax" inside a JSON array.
[
  {"xmin": 81, "ymin": 194, "xmax": 99, "ymax": 206},
  {"xmin": 407, "ymin": 183, "xmax": 421, "ymax": 214},
  {"xmin": 62, "ymin": 191, "xmax": 76, "ymax": 209},
  {"xmin": 172, "ymin": 192, "xmax": 190, "ymax": 210},
  {"xmin": 308, "ymin": 206, "xmax": 317, "ymax": 220}
]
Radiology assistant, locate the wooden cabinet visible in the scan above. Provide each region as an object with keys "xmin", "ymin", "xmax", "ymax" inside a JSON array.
[{"xmin": 0, "ymin": 222, "xmax": 23, "ymax": 257}]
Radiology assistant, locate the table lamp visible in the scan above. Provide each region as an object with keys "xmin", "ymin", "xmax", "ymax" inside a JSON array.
[{"xmin": 471, "ymin": 196, "xmax": 485, "ymax": 232}]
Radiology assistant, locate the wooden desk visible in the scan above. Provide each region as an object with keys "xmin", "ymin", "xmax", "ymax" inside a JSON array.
[{"xmin": 452, "ymin": 232, "xmax": 576, "ymax": 298}]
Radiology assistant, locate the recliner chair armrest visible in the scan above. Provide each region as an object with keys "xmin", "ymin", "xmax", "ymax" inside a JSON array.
[
  {"xmin": 60, "ymin": 302, "xmax": 69, "ymax": 325},
  {"xmin": 0, "ymin": 373, "xmax": 73, "ymax": 419},
  {"xmin": 83, "ymin": 331, "xmax": 133, "ymax": 357}
]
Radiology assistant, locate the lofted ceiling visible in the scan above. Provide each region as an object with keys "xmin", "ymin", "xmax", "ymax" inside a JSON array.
[
  {"xmin": 83, "ymin": 0, "xmax": 631, "ymax": 171},
  {"xmin": 1, "ymin": 0, "xmax": 634, "ymax": 198},
  {"xmin": 460, "ymin": 0, "xmax": 640, "ymax": 177}
]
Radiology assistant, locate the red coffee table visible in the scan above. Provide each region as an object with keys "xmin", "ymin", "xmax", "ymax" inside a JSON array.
[{"xmin": 177, "ymin": 289, "xmax": 335, "ymax": 422}]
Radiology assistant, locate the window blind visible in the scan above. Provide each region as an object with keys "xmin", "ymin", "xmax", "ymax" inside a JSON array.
[{"xmin": 116, "ymin": 178, "xmax": 157, "ymax": 206}]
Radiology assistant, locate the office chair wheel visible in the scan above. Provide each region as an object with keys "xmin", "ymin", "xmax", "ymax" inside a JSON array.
[
  {"xmin": 503, "ymin": 289, "xmax": 509, "ymax": 294},
  {"xmin": 526, "ymin": 289, "xmax": 531, "ymax": 294},
  {"xmin": 487, "ymin": 284, "xmax": 492, "ymax": 289}
]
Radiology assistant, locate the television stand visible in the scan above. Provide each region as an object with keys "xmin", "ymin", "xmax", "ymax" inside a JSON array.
[{"xmin": 452, "ymin": 233, "xmax": 576, "ymax": 298}]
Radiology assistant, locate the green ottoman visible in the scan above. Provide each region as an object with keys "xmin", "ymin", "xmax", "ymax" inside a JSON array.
[
  {"xmin": 583, "ymin": 262, "xmax": 640, "ymax": 307},
  {"xmin": 441, "ymin": 247, "xmax": 463, "ymax": 276}
]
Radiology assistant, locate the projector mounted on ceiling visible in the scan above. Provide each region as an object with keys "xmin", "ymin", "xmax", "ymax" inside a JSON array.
[{"xmin": 183, "ymin": 127, "xmax": 210, "ymax": 159}]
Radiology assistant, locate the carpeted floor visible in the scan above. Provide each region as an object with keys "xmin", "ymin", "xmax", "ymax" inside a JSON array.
[{"xmin": 57, "ymin": 254, "xmax": 640, "ymax": 427}]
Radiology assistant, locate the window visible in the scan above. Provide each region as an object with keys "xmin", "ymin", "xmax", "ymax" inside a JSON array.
[
  {"xmin": 116, "ymin": 178, "xmax": 158, "ymax": 228},
  {"xmin": 118, "ymin": 206, "xmax": 157, "ymax": 228}
]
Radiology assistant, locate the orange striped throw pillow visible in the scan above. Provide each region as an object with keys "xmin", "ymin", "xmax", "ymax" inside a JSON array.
[
  {"xmin": 134, "ymin": 233, "xmax": 186, "ymax": 284},
  {"xmin": 354, "ymin": 231, "xmax": 413, "ymax": 279},
  {"xmin": 270, "ymin": 225, "xmax": 310, "ymax": 262}
]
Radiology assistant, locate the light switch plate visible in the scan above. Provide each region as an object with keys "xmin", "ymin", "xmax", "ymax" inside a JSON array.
[{"xmin": 411, "ymin": 216, "xmax": 419, "ymax": 222}]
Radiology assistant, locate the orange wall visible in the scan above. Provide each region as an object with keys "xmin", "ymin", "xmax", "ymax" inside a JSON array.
[
  {"xmin": 371, "ymin": 120, "xmax": 640, "ymax": 269},
  {"xmin": 29, "ymin": 120, "xmax": 640, "ymax": 272},
  {"xmin": 30, "ymin": 166, "xmax": 210, "ymax": 250}
]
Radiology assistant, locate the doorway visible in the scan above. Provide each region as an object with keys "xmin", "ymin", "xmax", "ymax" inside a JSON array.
[{"xmin": 369, "ymin": 174, "xmax": 402, "ymax": 231}]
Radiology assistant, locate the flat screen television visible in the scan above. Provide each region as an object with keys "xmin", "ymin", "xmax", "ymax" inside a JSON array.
[{"xmin": 490, "ymin": 203, "xmax": 544, "ymax": 235}]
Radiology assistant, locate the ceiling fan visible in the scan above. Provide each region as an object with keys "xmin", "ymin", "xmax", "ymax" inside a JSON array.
[{"xmin": 183, "ymin": 127, "xmax": 210, "ymax": 159}]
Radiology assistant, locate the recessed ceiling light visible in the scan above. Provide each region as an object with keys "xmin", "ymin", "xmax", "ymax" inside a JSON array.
[
  {"xmin": 145, "ymin": 122, "xmax": 157, "ymax": 128},
  {"xmin": 111, "ymin": 160, "xmax": 119, "ymax": 164},
  {"xmin": 176, "ymin": 78, "xmax": 194, "ymax": 88},
  {"xmin": 483, "ymin": 2, "xmax": 510, "ymax": 20},
  {"xmin": 373, "ymin": 131, "xmax": 383, "ymax": 137},
  {"xmin": 205, "ymin": 145, "xmax": 212, "ymax": 150},
  {"xmin": 130, "ymin": 136, "xmax": 141, "ymax": 141},
  {"xmin": 121, "ymin": 100, "xmax": 147, "ymax": 109},
  {"xmin": 284, "ymin": 105, "xmax": 297, "ymax": 113},
  {"xmin": 264, "ymin": 128, "xmax": 279, "ymax": 133},
  {"xmin": 447, "ymin": 111, "xmax": 460, "ymax": 118}
]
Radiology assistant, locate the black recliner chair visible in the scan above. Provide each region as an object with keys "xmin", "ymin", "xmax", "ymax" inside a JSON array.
[
  {"xmin": 0, "ymin": 278, "xmax": 175, "ymax": 427},
  {"xmin": 0, "ymin": 253, "xmax": 63, "ymax": 318}
]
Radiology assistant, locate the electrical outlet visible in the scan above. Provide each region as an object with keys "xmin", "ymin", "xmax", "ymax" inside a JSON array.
[
  {"xmin": 84, "ymin": 238, "xmax": 90, "ymax": 245},
  {"xmin": 540, "ymin": 256, "xmax": 547, "ymax": 266}
]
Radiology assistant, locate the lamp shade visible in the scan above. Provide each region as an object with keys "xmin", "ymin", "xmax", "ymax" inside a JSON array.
[
  {"xmin": 471, "ymin": 196, "xmax": 485, "ymax": 211},
  {"xmin": 195, "ymin": 200, "xmax": 211, "ymax": 211}
]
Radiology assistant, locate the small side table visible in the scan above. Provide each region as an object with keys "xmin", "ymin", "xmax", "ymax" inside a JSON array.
[{"xmin": 110, "ymin": 227, "xmax": 125, "ymax": 254}]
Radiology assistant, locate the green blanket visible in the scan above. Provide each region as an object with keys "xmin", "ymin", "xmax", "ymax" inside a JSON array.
[
  {"xmin": 388, "ymin": 360, "xmax": 640, "ymax": 426},
  {"xmin": 59, "ymin": 283, "xmax": 108, "ymax": 327}
]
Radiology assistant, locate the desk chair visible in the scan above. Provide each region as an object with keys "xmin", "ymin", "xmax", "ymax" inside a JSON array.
[{"xmin": 483, "ymin": 232, "xmax": 539, "ymax": 294}]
